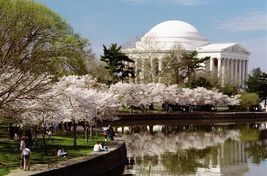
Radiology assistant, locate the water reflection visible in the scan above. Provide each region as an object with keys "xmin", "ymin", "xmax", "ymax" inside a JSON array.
[{"xmin": 116, "ymin": 123, "xmax": 267, "ymax": 176}]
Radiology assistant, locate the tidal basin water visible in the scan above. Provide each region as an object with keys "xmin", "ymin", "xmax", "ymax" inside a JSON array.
[{"xmin": 113, "ymin": 121, "xmax": 267, "ymax": 176}]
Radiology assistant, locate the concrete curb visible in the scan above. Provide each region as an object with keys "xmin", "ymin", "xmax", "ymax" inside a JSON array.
[{"xmin": 30, "ymin": 140, "xmax": 127, "ymax": 176}]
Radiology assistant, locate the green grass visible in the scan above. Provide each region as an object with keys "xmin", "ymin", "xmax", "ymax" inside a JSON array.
[
  {"xmin": 0, "ymin": 133, "xmax": 105, "ymax": 175},
  {"xmin": 0, "ymin": 125, "xmax": 9, "ymax": 139}
]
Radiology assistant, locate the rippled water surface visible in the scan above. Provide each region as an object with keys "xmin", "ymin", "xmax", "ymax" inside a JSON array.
[{"xmin": 112, "ymin": 122, "xmax": 267, "ymax": 176}]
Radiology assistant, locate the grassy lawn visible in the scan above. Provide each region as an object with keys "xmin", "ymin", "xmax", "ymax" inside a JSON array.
[
  {"xmin": 0, "ymin": 125, "xmax": 9, "ymax": 139},
  {"xmin": 0, "ymin": 131, "xmax": 105, "ymax": 176}
]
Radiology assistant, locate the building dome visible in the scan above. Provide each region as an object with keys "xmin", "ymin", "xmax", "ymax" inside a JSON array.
[{"xmin": 136, "ymin": 20, "xmax": 209, "ymax": 51}]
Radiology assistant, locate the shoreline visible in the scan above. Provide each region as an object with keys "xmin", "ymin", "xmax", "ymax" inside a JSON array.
[
  {"xmin": 102, "ymin": 112, "xmax": 267, "ymax": 126},
  {"xmin": 6, "ymin": 140, "xmax": 127, "ymax": 176}
]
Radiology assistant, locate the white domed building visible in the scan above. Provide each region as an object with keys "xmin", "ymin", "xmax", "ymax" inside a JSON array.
[{"xmin": 124, "ymin": 20, "xmax": 249, "ymax": 87}]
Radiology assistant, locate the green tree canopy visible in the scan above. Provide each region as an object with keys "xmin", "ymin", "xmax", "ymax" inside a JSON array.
[
  {"xmin": 161, "ymin": 50, "xmax": 210, "ymax": 85},
  {"xmin": 186, "ymin": 76, "xmax": 212, "ymax": 89},
  {"xmin": 100, "ymin": 43, "xmax": 135, "ymax": 84},
  {"xmin": 180, "ymin": 51, "xmax": 210, "ymax": 81},
  {"xmin": 218, "ymin": 85, "xmax": 238, "ymax": 96},
  {"xmin": 0, "ymin": 0, "xmax": 90, "ymax": 76},
  {"xmin": 245, "ymin": 68, "xmax": 267, "ymax": 101},
  {"xmin": 0, "ymin": 0, "xmax": 91, "ymax": 115},
  {"xmin": 86, "ymin": 57, "xmax": 112, "ymax": 84},
  {"xmin": 239, "ymin": 92, "xmax": 260, "ymax": 111}
]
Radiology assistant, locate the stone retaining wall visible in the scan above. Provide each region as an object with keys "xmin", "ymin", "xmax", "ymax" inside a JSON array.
[
  {"xmin": 112, "ymin": 112, "xmax": 267, "ymax": 125},
  {"xmin": 32, "ymin": 141, "xmax": 127, "ymax": 176}
]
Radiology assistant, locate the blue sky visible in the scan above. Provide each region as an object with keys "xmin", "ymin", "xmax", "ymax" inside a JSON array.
[{"xmin": 38, "ymin": 0, "xmax": 267, "ymax": 72}]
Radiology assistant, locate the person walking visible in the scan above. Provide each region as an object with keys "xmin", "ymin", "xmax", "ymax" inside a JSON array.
[
  {"xmin": 107, "ymin": 125, "xmax": 115, "ymax": 141},
  {"xmin": 21, "ymin": 147, "xmax": 31, "ymax": 171},
  {"xmin": 19, "ymin": 138, "xmax": 26, "ymax": 151},
  {"xmin": 47, "ymin": 130, "xmax": 52, "ymax": 142},
  {"xmin": 19, "ymin": 138, "xmax": 26, "ymax": 168}
]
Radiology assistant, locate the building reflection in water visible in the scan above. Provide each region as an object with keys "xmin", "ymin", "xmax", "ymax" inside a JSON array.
[{"xmin": 116, "ymin": 123, "xmax": 267, "ymax": 176}]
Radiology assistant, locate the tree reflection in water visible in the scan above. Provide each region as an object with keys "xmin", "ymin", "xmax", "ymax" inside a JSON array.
[
  {"xmin": 123, "ymin": 130, "xmax": 239, "ymax": 157},
  {"xmin": 160, "ymin": 149, "xmax": 207, "ymax": 174},
  {"xmin": 120, "ymin": 124, "xmax": 267, "ymax": 176}
]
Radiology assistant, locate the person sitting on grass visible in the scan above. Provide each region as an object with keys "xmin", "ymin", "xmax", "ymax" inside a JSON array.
[
  {"xmin": 93, "ymin": 142, "xmax": 102, "ymax": 152},
  {"xmin": 57, "ymin": 148, "xmax": 68, "ymax": 157},
  {"xmin": 93, "ymin": 142, "xmax": 107, "ymax": 152},
  {"xmin": 101, "ymin": 142, "xmax": 108, "ymax": 152}
]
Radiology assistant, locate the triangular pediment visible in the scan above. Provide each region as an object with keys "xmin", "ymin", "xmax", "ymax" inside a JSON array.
[
  {"xmin": 223, "ymin": 44, "xmax": 250, "ymax": 55},
  {"xmin": 197, "ymin": 43, "xmax": 250, "ymax": 55}
]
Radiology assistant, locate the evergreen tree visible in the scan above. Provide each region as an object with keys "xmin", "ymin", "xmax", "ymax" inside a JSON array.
[
  {"xmin": 218, "ymin": 85, "xmax": 238, "ymax": 96},
  {"xmin": 246, "ymin": 68, "xmax": 267, "ymax": 101},
  {"xmin": 180, "ymin": 51, "xmax": 210, "ymax": 81},
  {"xmin": 161, "ymin": 50, "xmax": 209, "ymax": 84},
  {"xmin": 100, "ymin": 43, "xmax": 135, "ymax": 83},
  {"xmin": 186, "ymin": 76, "xmax": 212, "ymax": 89}
]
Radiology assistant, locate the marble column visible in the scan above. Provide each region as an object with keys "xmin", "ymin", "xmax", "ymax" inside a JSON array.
[
  {"xmin": 158, "ymin": 58, "xmax": 163, "ymax": 82},
  {"xmin": 239, "ymin": 60, "xmax": 243, "ymax": 87},
  {"xmin": 210, "ymin": 58, "xmax": 214, "ymax": 72},
  {"xmin": 245, "ymin": 60, "xmax": 248, "ymax": 82},
  {"xmin": 221, "ymin": 58, "xmax": 225, "ymax": 84},
  {"xmin": 134, "ymin": 58, "xmax": 138, "ymax": 83},
  {"xmin": 141, "ymin": 58, "xmax": 145, "ymax": 82},
  {"xmin": 235, "ymin": 59, "xmax": 238, "ymax": 85},
  {"xmin": 226, "ymin": 58, "xmax": 230, "ymax": 83},
  {"xmin": 230, "ymin": 59, "xmax": 234, "ymax": 83},
  {"xmin": 242, "ymin": 60, "xmax": 246, "ymax": 88},
  {"xmin": 218, "ymin": 58, "xmax": 222, "ymax": 79},
  {"xmin": 232, "ymin": 59, "xmax": 235, "ymax": 83},
  {"xmin": 150, "ymin": 57, "xmax": 155, "ymax": 82}
]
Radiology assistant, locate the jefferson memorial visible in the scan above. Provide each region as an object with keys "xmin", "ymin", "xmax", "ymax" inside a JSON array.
[{"xmin": 124, "ymin": 20, "xmax": 249, "ymax": 88}]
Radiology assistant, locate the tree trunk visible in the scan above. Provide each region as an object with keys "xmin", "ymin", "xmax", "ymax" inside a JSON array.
[
  {"xmin": 83, "ymin": 123, "xmax": 86, "ymax": 139},
  {"xmin": 42, "ymin": 127, "xmax": 47, "ymax": 153},
  {"xmin": 34, "ymin": 127, "xmax": 38, "ymax": 146},
  {"xmin": 89, "ymin": 126, "xmax": 93, "ymax": 140},
  {"xmin": 73, "ymin": 123, "xmax": 77, "ymax": 147},
  {"xmin": 42, "ymin": 127, "xmax": 46, "ymax": 146},
  {"xmin": 86, "ymin": 126, "xmax": 89, "ymax": 143},
  {"xmin": 95, "ymin": 123, "xmax": 98, "ymax": 137}
]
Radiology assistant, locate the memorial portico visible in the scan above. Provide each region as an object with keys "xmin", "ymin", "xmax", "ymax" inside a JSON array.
[{"xmin": 197, "ymin": 43, "xmax": 250, "ymax": 88}]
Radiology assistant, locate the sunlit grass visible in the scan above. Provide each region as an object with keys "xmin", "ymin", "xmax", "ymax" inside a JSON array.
[{"xmin": 0, "ymin": 132, "xmax": 105, "ymax": 175}]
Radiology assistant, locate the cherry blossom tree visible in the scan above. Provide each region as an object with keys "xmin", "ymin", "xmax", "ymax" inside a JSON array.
[
  {"xmin": 19, "ymin": 86, "xmax": 60, "ymax": 146},
  {"xmin": 109, "ymin": 83, "xmax": 147, "ymax": 112},
  {"xmin": 15, "ymin": 75, "xmax": 241, "ymax": 148},
  {"xmin": 52, "ymin": 75, "xmax": 118, "ymax": 146},
  {"xmin": 17, "ymin": 74, "xmax": 118, "ymax": 146},
  {"xmin": 110, "ymin": 83, "xmax": 240, "ymax": 112},
  {"xmin": 0, "ymin": 68, "xmax": 52, "ymax": 118}
]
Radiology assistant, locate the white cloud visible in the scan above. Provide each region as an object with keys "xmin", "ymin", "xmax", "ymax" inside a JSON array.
[
  {"xmin": 123, "ymin": 0, "xmax": 206, "ymax": 6},
  {"xmin": 216, "ymin": 11, "xmax": 267, "ymax": 32}
]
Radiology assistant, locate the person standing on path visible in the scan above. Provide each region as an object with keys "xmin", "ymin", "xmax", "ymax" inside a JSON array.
[
  {"xmin": 21, "ymin": 147, "xmax": 31, "ymax": 171},
  {"xmin": 19, "ymin": 137, "xmax": 26, "ymax": 168},
  {"xmin": 19, "ymin": 138, "xmax": 26, "ymax": 151},
  {"xmin": 107, "ymin": 125, "xmax": 115, "ymax": 141}
]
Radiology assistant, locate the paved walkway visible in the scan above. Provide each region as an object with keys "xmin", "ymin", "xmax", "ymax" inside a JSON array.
[{"xmin": 6, "ymin": 143, "xmax": 119, "ymax": 176}]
